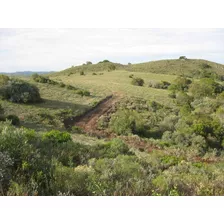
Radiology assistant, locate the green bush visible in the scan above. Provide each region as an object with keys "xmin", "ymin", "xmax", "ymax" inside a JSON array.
[
  {"xmin": 75, "ymin": 89, "xmax": 90, "ymax": 96},
  {"xmin": 52, "ymin": 162, "xmax": 92, "ymax": 195},
  {"xmin": 98, "ymin": 60, "xmax": 110, "ymax": 63},
  {"xmin": 42, "ymin": 130, "xmax": 72, "ymax": 143},
  {"xmin": 80, "ymin": 71, "xmax": 85, "ymax": 76},
  {"xmin": 0, "ymin": 75, "xmax": 9, "ymax": 86},
  {"xmin": 1, "ymin": 79, "xmax": 41, "ymax": 103},
  {"xmin": 189, "ymin": 78, "xmax": 222, "ymax": 99},
  {"xmin": 108, "ymin": 64, "xmax": 116, "ymax": 71},
  {"xmin": 109, "ymin": 109, "xmax": 144, "ymax": 135},
  {"xmin": 0, "ymin": 104, "xmax": 3, "ymax": 115},
  {"xmin": 92, "ymin": 73, "xmax": 97, "ymax": 75},
  {"xmin": 59, "ymin": 82, "xmax": 66, "ymax": 87},
  {"xmin": 6, "ymin": 115, "xmax": 20, "ymax": 126},
  {"xmin": 32, "ymin": 74, "xmax": 48, "ymax": 83},
  {"xmin": 148, "ymin": 80, "xmax": 170, "ymax": 89},
  {"xmin": 131, "ymin": 77, "xmax": 144, "ymax": 86}
]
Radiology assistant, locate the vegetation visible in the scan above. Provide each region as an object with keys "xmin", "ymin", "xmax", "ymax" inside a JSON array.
[
  {"xmin": 1, "ymin": 58, "xmax": 224, "ymax": 196},
  {"xmin": 131, "ymin": 77, "xmax": 144, "ymax": 86},
  {"xmin": 0, "ymin": 79, "xmax": 41, "ymax": 103}
]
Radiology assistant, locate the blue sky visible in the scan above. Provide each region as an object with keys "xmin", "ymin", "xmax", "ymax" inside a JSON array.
[{"xmin": 0, "ymin": 28, "xmax": 224, "ymax": 72}]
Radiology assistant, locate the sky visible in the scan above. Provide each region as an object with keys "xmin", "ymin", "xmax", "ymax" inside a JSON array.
[{"xmin": 0, "ymin": 28, "xmax": 224, "ymax": 72}]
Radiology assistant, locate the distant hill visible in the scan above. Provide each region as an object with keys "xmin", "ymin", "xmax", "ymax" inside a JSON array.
[
  {"xmin": 52, "ymin": 58, "xmax": 224, "ymax": 78},
  {"xmin": 0, "ymin": 71, "xmax": 55, "ymax": 76}
]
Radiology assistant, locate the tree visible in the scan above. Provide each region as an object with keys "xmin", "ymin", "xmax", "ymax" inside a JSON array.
[
  {"xmin": 179, "ymin": 56, "xmax": 187, "ymax": 60},
  {"xmin": 86, "ymin": 61, "xmax": 92, "ymax": 65}
]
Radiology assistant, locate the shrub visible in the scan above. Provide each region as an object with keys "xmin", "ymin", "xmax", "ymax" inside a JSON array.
[
  {"xmin": 66, "ymin": 85, "xmax": 77, "ymax": 90},
  {"xmin": 98, "ymin": 60, "xmax": 110, "ymax": 63},
  {"xmin": 80, "ymin": 71, "xmax": 85, "ymax": 76},
  {"xmin": 32, "ymin": 74, "xmax": 48, "ymax": 83},
  {"xmin": 42, "ymin": 130, "xmax": 72, "ymax": 143},
  {"xmin": 59, "ymin": 82, "xmax": 65, "ymax": 87},
  {"xmin": 104, "ymin": 138, "xmax": 130, "ymax": 158},
  {"xmin": 148, "ymin": 80, "xmax": 170, "ymax": 89},
  {"xmin": 129, "ymin": 74, "xmax": 134, "ymax": 78},
  {"xmin": 109, "ymin": 109, "xmax": 144, "ymax": 135},
  {"xmin": 176, "ymin": 92, "xmax": 193, "ymax": 106},
  {"xmin": 168, "ymin": 77, "xmax": 192, "ymax": 92},
  {"xmin": 201, "ymin": 63, "xmax": 212, "ymax": 69},
  {"xmin": 189, "ymin": 78, "xmax": 222, "ymax": 99},
  {"xmin": 0, "ymin": 75, "xmax": 9, "ymax": 86},
  {"xmin": 75, "ymin": 90, "xmax": 90, "ymax": 96},
  {"xmin": 52, "ymin": 162, "xmax": 92, "ymax": 195},
  {"xmin": 86, "ymin": 61, "xmax": 92, "ymax": 65},
  {"xmin": 131, "ymin": 77, "xmax": 144, "ymax": 86},
  {"xmin": 108, "ymin": 64, "xmax": 116, "ymax": 71},
  {"xmin": 0, "ymin": 151, "xmax": 13, "ymax": 194},
  {"xmin": 92, "ymin": 73, "xmax": 97, "ymax": 75},
  {"xmin": 6, "ymin": 115, "xmax": 20, "ymax": 126},
  {"xmin": 71, "ymin": 126, "xmax": 83, "ymax": 134},
  {"xmin": 0, "ymin": 104, "xmax": 3, "ymax": 115},
  {"xmin": 1, "ymin": 79, "xmax": 41, "ymax": 103},
  {"xmin": 179, "ymin": 56, "xmax": 187, "ymax": 60}
]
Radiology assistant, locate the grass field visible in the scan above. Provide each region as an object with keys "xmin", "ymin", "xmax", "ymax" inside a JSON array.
[{"xmin": 52, "ymin": 70, "xmax": 177, "ymax": 105}]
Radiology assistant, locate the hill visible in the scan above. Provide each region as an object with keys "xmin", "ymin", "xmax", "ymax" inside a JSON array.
[
  {"xmin": 52, "ymin": 58, "xmax": 224, "ymax": 79},
  {"xmin": 125, "ymin": 59, "xmax": 224, "ymax": 77}
]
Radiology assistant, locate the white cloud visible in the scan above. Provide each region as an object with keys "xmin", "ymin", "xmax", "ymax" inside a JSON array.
[{"xmin": 0, "ymin": 28, "xmax": 223, "ymax": 72}]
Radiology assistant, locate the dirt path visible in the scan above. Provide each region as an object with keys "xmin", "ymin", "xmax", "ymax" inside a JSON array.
[{"xmin": 74, "ymin": 94, "xmax": 121, "ymax": 135}]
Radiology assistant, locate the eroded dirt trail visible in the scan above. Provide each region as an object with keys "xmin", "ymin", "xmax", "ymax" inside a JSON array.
[{"xmin": 74, "ymin": 94, "xmax": 121, "ymax": 135}]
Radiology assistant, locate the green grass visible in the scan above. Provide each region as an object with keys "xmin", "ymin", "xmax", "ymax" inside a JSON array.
[{"xmin": 52, "ymin": 70, "xmax": 176, "ymax": 105}]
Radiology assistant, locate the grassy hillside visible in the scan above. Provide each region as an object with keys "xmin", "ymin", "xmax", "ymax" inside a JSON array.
[
  {"xmin": 52, "ymin": 70, "xmax": 176, "ymax": 105},
  {"xmin": 125, "ymin": 59, "xmax": 224, "ymax": 77}
]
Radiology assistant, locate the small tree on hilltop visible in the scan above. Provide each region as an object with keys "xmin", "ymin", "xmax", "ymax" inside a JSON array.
[{"xmin": 179, "ymin": 56, "xmax": 187, "ymax": 60}]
